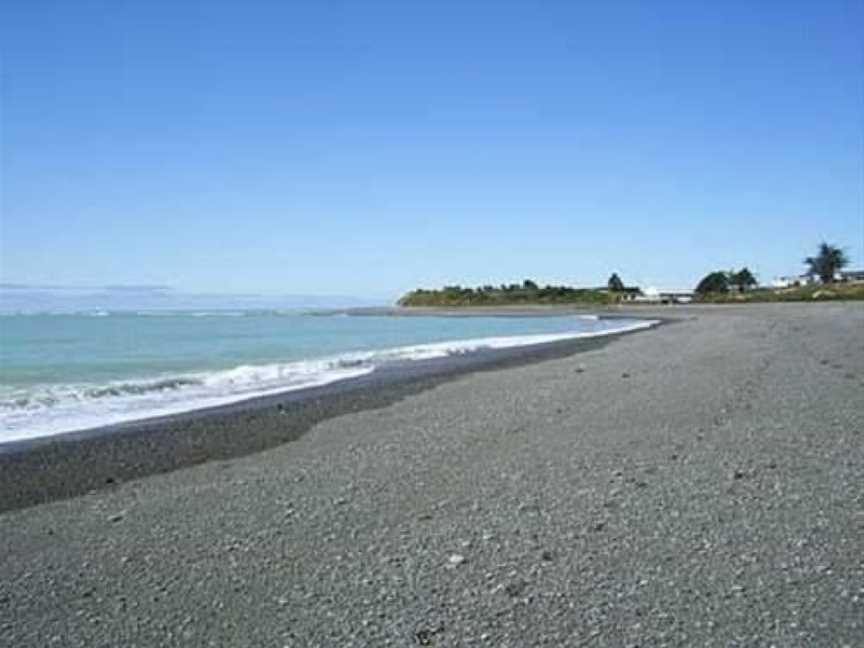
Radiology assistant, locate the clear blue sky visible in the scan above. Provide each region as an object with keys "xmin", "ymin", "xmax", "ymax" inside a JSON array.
[{"xmin": 1, "ymin": 0, "xmax": 862, "ymax": 299}]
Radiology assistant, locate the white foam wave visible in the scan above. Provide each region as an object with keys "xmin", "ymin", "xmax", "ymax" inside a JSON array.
[
  {"xmin": 0, "ymin": 318, "xmax": 657, "ymax": 443},
  {"xmin": 0, "ymin": 362, "xmax": 376, "ymax": 444}
]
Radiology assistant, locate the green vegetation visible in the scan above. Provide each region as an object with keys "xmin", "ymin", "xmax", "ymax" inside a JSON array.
[
  {"xmin": 607, "ymin": 273, "xmax": 625, "ymax": 292},
  {"xmin": 730, "ymin": 267, "xmax": 757, "ymax": 292},
  {"xmin": 696, "ymin": 243, "xmax": 860, "ymax": 302},
  {"xmin": 696, "ymin": 267, "xmax": 758, "ymax": 296},
  {"xmin": 698, "ymin": 282, "xmax": 864, "ymax": 303},
  {"xmin": 804, "ymin": 242, "xmax": 849, "ymax": 283},
  {"xmin": 695, "ymin": 271, "xmax": 731, "ymax": 295},
  {"xmin": 398, "ymin": 243, "xmax": 860, "ymax": 308},
  {"xmin": 398, "ymin": 282, "xmax": 612, "ymax": 307}
]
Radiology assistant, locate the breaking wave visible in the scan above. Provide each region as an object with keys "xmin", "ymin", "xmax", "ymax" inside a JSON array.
[{"xmin": 0, "ymin": 318, "xmax": 657, "ymax": 443}]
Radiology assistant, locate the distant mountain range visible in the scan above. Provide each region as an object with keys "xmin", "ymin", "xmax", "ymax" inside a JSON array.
[{"xmin": 0, "ymin": 284, "xmax": 386, "ymax": 313}]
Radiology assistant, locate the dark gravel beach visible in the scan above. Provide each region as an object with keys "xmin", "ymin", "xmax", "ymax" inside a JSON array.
[{"xmin": 1, "ymin": 303, "xmax": 862, "ymax": 646}]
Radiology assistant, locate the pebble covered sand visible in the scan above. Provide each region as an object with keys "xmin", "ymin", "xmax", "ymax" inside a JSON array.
[{"xmin": 1, "ymin": 303, "xmax": 862, "ymax": 646}]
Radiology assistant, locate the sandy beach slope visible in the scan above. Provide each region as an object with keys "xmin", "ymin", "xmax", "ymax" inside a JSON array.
[{"xmin": 0, "ymin": 303, "xmax": 862, "ymax": 646}]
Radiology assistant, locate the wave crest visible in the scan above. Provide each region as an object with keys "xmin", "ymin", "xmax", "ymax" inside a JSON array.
[{"xmin": 0, "ymin": 318, "xmax": 657, "ymax": 442}]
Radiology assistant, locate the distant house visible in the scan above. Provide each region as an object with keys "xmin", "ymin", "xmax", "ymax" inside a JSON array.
[
  {"xmin": 772, "ymin": 270, "xmax": 860, "ymax": 287},
  {"xmin": 634, "ymin": 287, "xmax": 693, "ymax": 304},
  {"xmin": 657, "ymin": 289, "xmax": 694, "ymax": 304},
  {"xmin": 771, "ymin": 274, "xmax": 817, "ymax": 288},
  {"xmin": 597, "ymin": 286, "xmax": 643, "ymax": 302},
  {"xmin": 771, "ymin": 276, "xmax": 796, "ymax": 288},
  {"xmin": 618, "ymin": 287, "xmax": 642, "ymax": 302},
  {"xmin": 662, "ymin": 290, "xmax": 694, "ymax": 304},
  {"xmin": 840, "ymin": 269, "xmax": 864, "ymax": 283}
]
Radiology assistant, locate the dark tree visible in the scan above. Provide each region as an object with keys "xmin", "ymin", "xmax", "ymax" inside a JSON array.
[
  {"xmin": 607, "ymin": 273, "xmax": 625, "ymax": 292},
  {"xmin": 805, "ymin": 243, "xmax": 849, "ymax": 283},
  {"xmin": 731, "ymin": 267, "xmax": 757, "ymax": 291},
  {"xmin": 695, "ymin": 271, "xmax": 730, "ymax": 294},
  {"xmin": 523, "ymin": 279, "xmax": 539, "ymax": 291}
]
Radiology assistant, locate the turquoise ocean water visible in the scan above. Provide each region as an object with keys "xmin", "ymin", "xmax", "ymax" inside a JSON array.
[{"xmin": 0, "ymin": 311, "xmax": 655, "ymax": 443}]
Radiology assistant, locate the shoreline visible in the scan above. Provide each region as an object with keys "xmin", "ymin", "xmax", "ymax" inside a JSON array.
[
  {"xmin": 329, "ymin": 302, "xmax": 815, "ymax": 317},
  {"xmin": 2, "ymin": 302, "xmax": 862, "ymax": 645},
  {"xmin": 0, "ymin": 314, "xmax": 659, "ymax": 448},
  {"xmin": 1, "ymin": 312, "xmax": 659, "ymax": 448},
  {"xmin": 0, "ymin": 320, "xmax": 660, "ymax": 513}
]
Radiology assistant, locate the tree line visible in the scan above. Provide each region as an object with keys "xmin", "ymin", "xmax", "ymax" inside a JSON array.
[
  {"xmin": 695, "ymin": 242, "xmax": 850, "ymax": 295},
  {"xmin": 398, "ymin": 280, "xmax": 610, "ymax": 306},
  {"xmin": 398, "ymin": 242, "xmax": 853, "ymax": 306}
]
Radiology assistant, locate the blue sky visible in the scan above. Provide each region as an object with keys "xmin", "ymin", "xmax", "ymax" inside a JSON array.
[{"xmin": 1, "ymin": 1, "xmax": 861, "ymax": 301}]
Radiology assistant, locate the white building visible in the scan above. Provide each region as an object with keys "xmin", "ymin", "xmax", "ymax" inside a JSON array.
[
  {"xmin": 771, "ymin": 270, "xmax": 859, "ymax": 287},
  {"xmin": 771, "ymin": 274, "xmax": 817, "ymax": 288},
  {"xmin": 634, "ymin": 287, "xmax": 693, "ymax": 304}
]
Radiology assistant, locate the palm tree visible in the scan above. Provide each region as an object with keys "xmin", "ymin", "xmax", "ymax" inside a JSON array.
[
  {"xmin": 805, "ymin": 243, "xmax": 849, "ymax": 283},
  {"xmin": 731, "ymin": 267, "xmax": 757, "ymax": 292}
]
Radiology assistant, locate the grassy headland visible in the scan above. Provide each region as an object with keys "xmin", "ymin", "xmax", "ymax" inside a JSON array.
[
  {"xmin": 698, "ymin": 282, "xmax": 864, "ymax": 303},
  {"xmin": 398, "ymin": 282, "xmax": 613, "ymax": 307},
  {"xmin": 399, "ymin": 279, "xmax": 864, "ymax": 307}
]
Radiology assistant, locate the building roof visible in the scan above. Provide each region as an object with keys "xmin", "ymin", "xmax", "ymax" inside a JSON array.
[{"xmin": 644, "ymin": 288, "xmax": 694, "ymax": 296}]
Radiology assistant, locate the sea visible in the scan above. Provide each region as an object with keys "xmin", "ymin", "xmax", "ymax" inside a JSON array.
[{"xmin": 0, "ymin": 310, "xmax": 655, "ymax": 444}]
